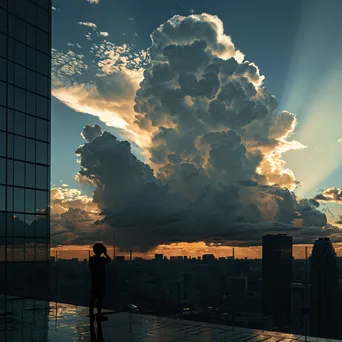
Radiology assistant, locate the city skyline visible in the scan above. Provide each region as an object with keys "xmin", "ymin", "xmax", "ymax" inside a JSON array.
[{"xmin": 50, "ymin": 0, "xmax": 342, "ymax": 255}]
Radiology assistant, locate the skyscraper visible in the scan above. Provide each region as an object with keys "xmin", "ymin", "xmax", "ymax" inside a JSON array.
[
  {"xmin": 262, "ymin": 234, "xmax": 292, "ymax": 331},
  {"xmin": 0, "ymin": 0, "xmax": 51, "ymax": 296},
  {"xmin": 309, "ymin": 238, "xmax": 339, "ymax": 339}
]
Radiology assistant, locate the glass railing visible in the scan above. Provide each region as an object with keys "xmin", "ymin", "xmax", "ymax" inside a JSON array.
[{"xmin": 2, "ymin": 243, "xmax": 342, "ymax": 340}]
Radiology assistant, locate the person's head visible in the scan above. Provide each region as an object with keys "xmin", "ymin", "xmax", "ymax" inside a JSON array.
[{"xmin": 93, "ymin": 243, "xmax": 105, "ymax": 256}]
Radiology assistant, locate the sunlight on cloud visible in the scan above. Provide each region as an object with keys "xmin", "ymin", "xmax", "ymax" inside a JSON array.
[{"xmin": 282, "ymin": 0, "xmax": 342, "ymax": 197}]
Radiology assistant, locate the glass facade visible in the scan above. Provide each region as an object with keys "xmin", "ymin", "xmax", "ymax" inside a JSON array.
[{"xmin": 0, "ymin": 0, "xmax": 51, "ymax": 294}]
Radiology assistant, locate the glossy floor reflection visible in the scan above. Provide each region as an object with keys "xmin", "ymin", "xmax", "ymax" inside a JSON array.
[{"xmin": 0, "ymin": 295, "xmax": 340, "ymax": 342}]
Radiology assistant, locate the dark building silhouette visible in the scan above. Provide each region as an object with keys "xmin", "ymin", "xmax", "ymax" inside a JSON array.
[
  {"xmin": 262, "ymin": 234, "xmax": 292, "ymax": 331},
  {"xmin": 155, "ymin": 254, "xmax": 163, "ymax": 261},
  {"xmin": 202, "ymin": 254, "xmax": 215, "ymax": 262},
  {"xmin": 0, "ymin": 0, "xmax": 51, "ymax": 296},
  {"xmin": 309, "ymin": 238, "xmax": 339, "ymax": 339}
]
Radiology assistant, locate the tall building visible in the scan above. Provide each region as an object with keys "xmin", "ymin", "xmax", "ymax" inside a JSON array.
[
  {"xmin": 290, "ymin": 283, "xmax": 307, "ymax": 335},
  {"xmin": 0, "ymin": 0, "xmax": 51, "ymax": 296},
  {"xmin": 309, "ymin": 238, "xmax": 339, "ymax": 339},
  {"xmin": 262, "ymin": 234, "xmax": 292, "ymax": 331}
]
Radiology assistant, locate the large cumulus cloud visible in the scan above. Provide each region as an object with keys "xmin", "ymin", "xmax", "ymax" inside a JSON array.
[
  {"xmin": 60, "ymin": 124, "xmax": 340, "ymax": 251},
  {"xmin": 52, "ymin": 14, "xmax": 342, "ymax": 250}
]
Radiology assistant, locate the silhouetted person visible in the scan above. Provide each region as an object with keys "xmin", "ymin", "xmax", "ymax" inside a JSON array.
[{"xmin": 89, "ymin": 243, "xmax": 111, "ymax": 322}]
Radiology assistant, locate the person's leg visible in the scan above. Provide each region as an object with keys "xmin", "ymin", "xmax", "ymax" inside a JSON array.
[
  {"xmin": 89, "ymin": 294, "xmax": 95, "ymax": 320},
  {"xmin": 97, "ymin": 294, "xmax": 103, "ymax": 316}
]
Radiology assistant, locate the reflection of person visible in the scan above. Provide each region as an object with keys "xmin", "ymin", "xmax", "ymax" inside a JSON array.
[
  {"xmin": 89, "ymin": 243, "xmax": 111, "ymax": 322},
  {"xmin": 90, "ymin": 319, "xmax": 104, "ymax": 342}
]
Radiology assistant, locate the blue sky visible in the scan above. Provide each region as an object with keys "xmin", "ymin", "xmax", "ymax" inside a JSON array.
[{"xmin": 50, "ymin": 0, "xmax": 342, "ymax": 247}]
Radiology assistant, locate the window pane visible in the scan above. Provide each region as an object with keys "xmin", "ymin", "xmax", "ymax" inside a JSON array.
[
  {"xmin": 26, "ymin": 115, "xmax": 35, "ymax": 138},
  {"xmin": 14, "ymin": 111, "xmax": 25, "ymax": 136},
  {"xmin": 0, "ymin": 185, "xmax": 5, "ymax": 211},
  {"xmin": 37, "ymin": 74, "xmax": 48, "ymax": 97},
  {"xmin": 7, "ymin": 109, "xmax": 14, "ymax": 132},
  {"xmin": 37, "ymin": 52, "xmax": 49, "ymax": 76},
  {"xmin": 6, "ymin": 214, "xmax": 13, "ymax": 236},
  {"xmin": 7, "ymin": 61, "xmax": 14, "ymax": 84},
  {"xmin": 15, "ymin": 64, "xmax": 26, "ymax": 88},
  {"xmin": 26, "ymin": 25, "xmax": 36, "ymax": 49},
  {"xmin": 0, "ymin": 212, "xmax": 5, "ymax": 235},
  {"xmin": 0, "ymin": 105, "xmax": 6, "ymax": 130},
  {"xmin": 13, "ymin": 237, "xmax": 25, "ymax": 261},
  {"xmin": 14, "ymin": 187, "xmax": 24, "ymax": 212},
  {"xmin": 14, "ymin": 87, "xmax": 25, "ymax": 112},
  {"xmin": 7, "ymin": 133, "xmax": 13, "ymax": 158},
  {"xmin": 15, "ymin": 41, "xmax": 26, "ymax": 66},
  {"xmin": 0, "ymin": 57, "xmax": 6, "ymax": 81},
  {"xmin": 26, "ymin": 69, "xmax": 36, "ymax": 92},
  {"xmin": 25, "ymin": 138, "xmax": 35, "ymax": 162},
  {"xmin": 25, "ymin": 214, "xmax": 35, "ymax": 238},
  {"xmin": 0, "ymin": 33, "xmax": 6, "ymax": 58},
  {"xmin": 0, "ymin": 9, "xmax": 7, "ymax": 34},
  {"xmin": 0, "ymin": 157, "xmax": 5, "ymax": 184},
  {"xmin": 7, "ymin": 159, "xmax": 13, "ymax": 185},
  {"xmin": 36, "ymin": 190, "xmax": 48, "ymax": 213},
  {"xmin": 6, "ymin": 237, "xmax": 13, "ymax": 261},
  {"xmin": 15, "ymin": 17, "xmax": 26, "ymax": 43},
  {"xmin": 26, "ymin": 91, "xmax": 36, "ymax": 115},
  {"xmin": 14, "ymin": 0, "xmax": 27, "ymax": 20},
  {"xmin": 37, "ymin": 29, "xmax": 49, "ymax": 53},
  {"xmin": 36, "ymin": 165, "xmax": 48, "ymax": 189},
  {"xmin": 36, "ymin": 96, "xmax": 47, "ymax": 118},
  {"xmin": 26, "ymin": 46, "xmax": 36, "ymax": 71},
  {"xmin": 25, "ymin": 163, "xmax": 35, "ymax": 188},
  {"xmin": 7, "ymin": 38, "xmax": 14, "ymax": 62},
  {"xmin": 13, "ymin": 213, "xmax": 25, "ymax": 236},
  {"xmin": 8, "ymin": 13, "xmax": 14, "ymax": 38},
  {"xmin": 36, "ymin": 215, "xmax": 47, "ymax": 238},
  {"xmin": 27, "ymin": 2, "xmax": 37, "ymax": 26},
  {"xmin": 0, "ymin": 81, "xmax": 6, "ymax": 106},
  {"xmin": 13, "ymin": 161, "xmax": 25, "ymax": 187},
  {"xmin": 25, "ymin": 189, "xmax": 35, "ymax": 213},
  {"xmin": 0, "ymin": 131, "xmax": 5, "ymax": 157},
  {"xmin": 36, "ymin": 141, "xmax": 47, "ymax": 164},
  {"xmin": 25, "ymin": 240, "xmax": 35, "ymax": 261},
  {"xmin": 0, "ymin": 237, "xmax": 4, "ymax": 261},
  {"xmin": 14, "ymin": 135, "xmax": 25, "ymax": 160},
  {"xmin": 35, "ymin": 239, "xmax": 48, "ymax": 261},
  {"xmin": 7, "ymin": 186, "xmax": 13, "ymax": 211},
  {"xmin": 7, "ymin": 84, "xmax": 14, "ymax": 108},
  {"xmin": 36, "ymin": 118, "xmax": 47, "ymax": 141}
]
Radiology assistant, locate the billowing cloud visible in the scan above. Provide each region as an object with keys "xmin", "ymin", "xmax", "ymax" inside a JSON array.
[
  {"xmin": 50, "ymin": 185, "xmax": 104, "ymax": 246},
  {"xmin": 52, "ymin": 14, "xmax": 341, "ymax": 250},
  {"xmin": 338, "ymin": 137, "xmax": 342, "ymax": 144},
  {"xmin": 88, "ymin": 0, "xmax": 100, "ymax": 3},
  {"xmin": 315, "ymin": 188, "xmax": 342, "ymax": 203},
  {"xmin": 52, "ymin": 39, "xmax": 150, "ymax": 148},
  {"xmin": 61, "ymin": 125, "xmax": 339, "ymax": 251},
  {"xmin": 78, "ymin": 21, "xmax": 97, "ymax": 29},
  {"xmin": 99, "ymin": 31, "xmax": 109, "ymax": 37}
]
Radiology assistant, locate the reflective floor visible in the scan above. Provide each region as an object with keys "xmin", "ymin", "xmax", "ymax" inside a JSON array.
[{"xmin": 0, "ymin": 295, "xmax": 339, "ymax": 341}]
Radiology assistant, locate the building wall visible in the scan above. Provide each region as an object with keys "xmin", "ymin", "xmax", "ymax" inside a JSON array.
[
  {"xmin": 0, "ymin": 0, "xmax": 51, "ymax": 296},
  {"xmin": 262, "ymin": 234, "xmax": 292, "ymax": 331}
]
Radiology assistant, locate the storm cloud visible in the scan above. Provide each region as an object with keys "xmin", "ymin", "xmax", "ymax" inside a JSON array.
[{"xmin": 51, "ymin": 14, "xmax": 342, "ymax": 250}]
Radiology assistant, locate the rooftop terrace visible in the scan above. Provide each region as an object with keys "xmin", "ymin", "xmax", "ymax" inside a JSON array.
[{"xmin": 0, "ymin": 295, "xmax": 340, "ymax": 342}]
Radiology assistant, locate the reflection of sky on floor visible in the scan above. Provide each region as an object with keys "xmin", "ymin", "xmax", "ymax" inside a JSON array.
[{"xmin": 1, "ymin": 294, "xmax": 339, "ymax": 341}]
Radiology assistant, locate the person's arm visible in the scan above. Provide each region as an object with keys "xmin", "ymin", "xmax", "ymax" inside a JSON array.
[{"xmin": 103, "ymin": 246, "xmax": 112, "ymax": 264}]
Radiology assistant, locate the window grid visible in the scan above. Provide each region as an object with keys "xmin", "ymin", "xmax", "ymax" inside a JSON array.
[{"xmin": 0, "ymin": 0, "xmax": 51, "ymax": 264}]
